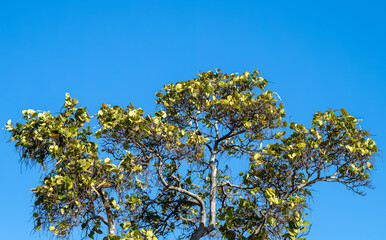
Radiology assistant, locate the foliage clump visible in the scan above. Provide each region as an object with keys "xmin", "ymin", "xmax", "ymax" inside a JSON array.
[{"xmin": 6, "ymin": 69, "xmax": 377, "ymax": 240}]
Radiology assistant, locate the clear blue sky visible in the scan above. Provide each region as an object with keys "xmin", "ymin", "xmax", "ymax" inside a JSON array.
[{"xmin": 1, "ymin": 1, "xmax": 385, "ymax": 239}]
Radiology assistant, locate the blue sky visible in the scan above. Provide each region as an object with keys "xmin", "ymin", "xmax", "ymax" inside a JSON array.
[{"xmin": 1, "ymin": 1, "xmax": 385, "ymax": 239}]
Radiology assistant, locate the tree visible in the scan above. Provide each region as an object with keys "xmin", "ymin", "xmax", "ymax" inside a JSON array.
[{"xmin": 6, "ymin": 69, "xmax": 377, "ymax": 240}]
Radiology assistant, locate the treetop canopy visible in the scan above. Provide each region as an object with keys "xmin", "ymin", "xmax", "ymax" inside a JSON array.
[{"xmin": 6, "ymin": 69, "xmax": 377, "ymax": 240}]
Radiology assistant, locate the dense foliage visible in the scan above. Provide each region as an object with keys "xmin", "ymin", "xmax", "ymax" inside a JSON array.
[{"xmin": 6, "ymin": 69, "xmax": 377, "ymax": 240}]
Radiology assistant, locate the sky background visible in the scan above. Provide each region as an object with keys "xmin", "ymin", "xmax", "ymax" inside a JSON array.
[{"xmin": 1, "ymin": 1, "xmax": 385, "ymax": 239}]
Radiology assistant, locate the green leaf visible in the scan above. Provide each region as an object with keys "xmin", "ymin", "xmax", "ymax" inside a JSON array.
[
  {"xmin": 95, "ymin": 130, "xmax": 102, "ymax": 139},
  {"xmin": 367, "ymin": 162, "xmax": 373, "ymax": 170},
  {"xmin": 300, "ymin": 226, "xmax": 308, "ymax": 231},
  {"xmin": 340, "ymin": 108, "xmax": 349, "ymax": 117},
  {"xmin": 122, "ymin": 221, "xmax": 131, "ymax": 230},
  {"xmin": 243, "ymin": 121, "xmax": 252, "ymax": 128},
  {"xmin": 224, "ymin": 230, "xmax": 236, "ymax": 240}
]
